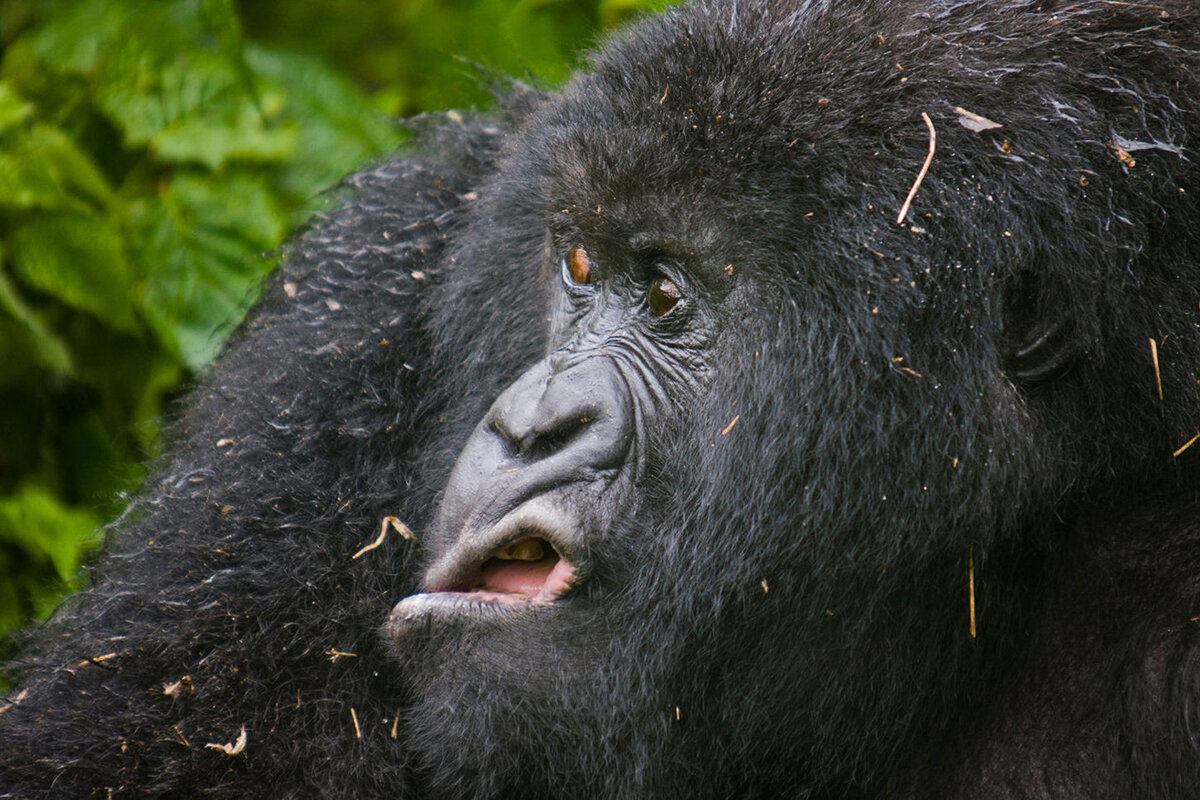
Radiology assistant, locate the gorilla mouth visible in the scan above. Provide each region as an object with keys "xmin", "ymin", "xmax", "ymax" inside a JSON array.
[
  {"xmin": 464, "ymin": 536, "xmax": 576, "ymax": 601},
  {"xmin": 388, "ymin": 528, "xmax": 579, "ymax": 630}
]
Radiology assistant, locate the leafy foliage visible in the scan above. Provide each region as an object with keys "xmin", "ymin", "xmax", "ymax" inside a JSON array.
[{"xmin": 0, "ymin": 0, "xmax": 671, "ymax": 658}]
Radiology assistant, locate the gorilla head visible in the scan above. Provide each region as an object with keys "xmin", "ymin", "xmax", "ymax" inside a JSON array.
[
  {"xmin": 378, "ymin": 0, "xmax": 1200, "ymax": 794},
  {"xmin": 2, "ymin": 1, "xmax": 1199, "ymax": 798}
]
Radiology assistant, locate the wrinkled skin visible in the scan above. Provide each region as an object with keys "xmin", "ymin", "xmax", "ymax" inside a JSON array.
[{"xmin": 2, "ymin": 1, "xmax": 1200, "ymax": 798}]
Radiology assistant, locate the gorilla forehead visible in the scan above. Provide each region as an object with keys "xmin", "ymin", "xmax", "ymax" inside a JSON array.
[
  {"xmin": 527, "ymin": 0, "xmax": 968, "ymax": 289},
  {"xmin": 535, "ymin": 0, "xmax": 1191, "ymax": 264},
  {"xmin": 525, "ymin": 8, "xmax": 842, "ymax": 251}
]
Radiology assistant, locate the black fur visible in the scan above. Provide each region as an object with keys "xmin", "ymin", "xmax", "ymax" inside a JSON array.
[{"xmin": 2, "ymin": 1, "xmax": 1199, "ymax": 797}]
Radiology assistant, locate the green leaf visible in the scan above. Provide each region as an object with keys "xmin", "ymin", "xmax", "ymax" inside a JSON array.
[
  {"xmin": 0, "ymin": 262, "xmax": 74, "ymax": 374},
  {"xmin": 246, "ymin": 48, "xmax": 405, "ymax": 197},
  {"xmin": 0, "ymin": 483, "xmax": 102, "ymax": 583},
  {"xmin": 152, "ymin": 102, "xmax": 298, "ymax": 169},
  {"xmin": 28, "ymin": 124, "xmax": 114, "ymax": 208},
  {"xmin": 168, "ymin": 171, "xmax": 288, "ymax": 252},
  {"xmin": 23, "ymin": 0, "xmax": 139, "ymax": 76},
  {"xmin": 7, "ymin": 211, "xmax": 138, "ymax": 332},
  {"xmin": 92, "ymin": 46, "xmax": 299, "ymax": 169},
  {"xmin": 132, "ymin": 172, "xmax": 285, "ymax": 367},
  {"xmin": 0, "ymin": 143, "xmax": 71, "ymax": 212},
  {"xmin": 0, "ymin": 124, "xmax": 113, "ymax": 212},
  {"xmin": 0, "ymin": 82, "xmax": 34, "ymax": 133}
]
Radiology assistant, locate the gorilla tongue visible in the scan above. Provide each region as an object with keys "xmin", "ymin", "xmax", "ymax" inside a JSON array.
[{"xmin": 476, "ymin": 538, "xmax": 574, "ymax": 600}]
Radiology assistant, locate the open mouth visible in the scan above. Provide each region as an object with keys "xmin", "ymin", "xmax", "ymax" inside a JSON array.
[
  {"xmin": 450, "ymin": 535, "xmax": 577, "ymax": 603},
  {"xmin": 388, "ymin": 529, "xmax": 579, "ymax": 628}
]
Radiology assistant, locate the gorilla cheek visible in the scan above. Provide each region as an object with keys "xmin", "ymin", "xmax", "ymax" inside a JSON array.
[{"xmin": 385, "ymin": 352, "xmax": 637, "ymax": 637}]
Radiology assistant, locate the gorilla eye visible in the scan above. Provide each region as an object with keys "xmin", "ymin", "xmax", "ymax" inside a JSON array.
[
  {"xmin": 648, "ymin": 275, "xmax": 682, "ymax": 316},
  {"xmin": 566, "ymin": 246, "xmax": 593, "ymax": 285}
]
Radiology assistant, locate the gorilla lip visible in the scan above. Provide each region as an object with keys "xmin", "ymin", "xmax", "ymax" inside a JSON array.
[
  {"xmin": 447, "ymin": 534, "xmax": 576, "ymax": 602},
  {"xmin": 473, "ymin": 537, "xmax": 575, "ymax": 599},
  {"xmin": 391, "ymin": 531, "xmax": 578, "ymax": 623}
]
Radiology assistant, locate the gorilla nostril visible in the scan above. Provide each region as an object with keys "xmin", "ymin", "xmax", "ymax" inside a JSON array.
[
  {"xmin": 489, "ymin": 404, "xmax": 590, "ymax": 459},
  {"xmin": 482, "ymin": 360, "xmax": 631, "ymax": 471},
  {"xmin": 525, "ymin": 414, "xmax": 592, "ymax": 458}
]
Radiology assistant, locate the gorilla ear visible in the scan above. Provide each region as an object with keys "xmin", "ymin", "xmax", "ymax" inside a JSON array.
[{"xmin": 999, "ymin": 270, "xmax": 1078, "ymax": 386}]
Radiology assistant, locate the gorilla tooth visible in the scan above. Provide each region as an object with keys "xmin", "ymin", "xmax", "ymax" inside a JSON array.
[{"xmin": 491, "ymin": 538, "xmax": 547, "ymax": 561}]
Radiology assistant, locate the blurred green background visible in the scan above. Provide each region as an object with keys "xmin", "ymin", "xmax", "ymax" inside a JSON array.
[{"xmin": 0, "ymin": 0, "xmax": 671, "ymax": 654}]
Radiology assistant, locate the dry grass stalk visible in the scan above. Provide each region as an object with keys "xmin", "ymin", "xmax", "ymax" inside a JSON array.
[
  {"xmin": 897, "ymin": 112, "xmax": 936, "ymax": 224},
  {"xmin": 969, "ymin": 546, "xmax": 977, "ymax": 639},
  {"xmin": 72, "ymin": 652, "xmax": 119, "ymax": 670},
  {"xmin": 1173, "ymin": 431, "xmax": 1200, "ymax": 458},
  {"xmin": 353, "ymin": 516, "xmax": 414, "ymax": 559},
  {"xmin": 1150, "ymin": 338, "xmax": 1163, "ymax": 400},
  {"xmin": 1110, "ymin": 141, "xmax": 1137, "ymax": 167}
]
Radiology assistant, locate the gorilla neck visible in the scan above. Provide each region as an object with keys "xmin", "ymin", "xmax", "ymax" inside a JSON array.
[{"xmin": 925, "ymin": 484, "xmax": 1200, "ymax": 799}]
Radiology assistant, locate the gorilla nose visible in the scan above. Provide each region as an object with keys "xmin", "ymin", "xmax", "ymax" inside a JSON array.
[
  {"xmin": 434, "ymin": 356, "xmax": 635, "ymax": 546},
  {"xmin": 488, "ymin": 358, "xmax": 632, "ymax": 470}
]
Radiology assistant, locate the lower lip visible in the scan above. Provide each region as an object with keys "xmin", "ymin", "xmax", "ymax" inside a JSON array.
[
  {"xmin": 386, "ymin": 591, "xmax": 551, "ymax": 633},
  {"xmin": 388, "ymin": 558, "xmax": 578, "ymax": 627}
]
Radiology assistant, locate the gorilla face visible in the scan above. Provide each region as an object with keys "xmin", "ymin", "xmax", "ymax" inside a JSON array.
[
  {"xmin": 391, "ymin": 232, "xmax": 725, "ymax": 608},
  {"xmin": 393, "ymin": 242, "xmax": 695, "ymax": 610},
  {"xmin": 385, "ymin": 78, "xmax": 823, "ymax": 799},
  {"xmin": 384, "ymin": 140, "xmax": 746, "ymax": 793}
]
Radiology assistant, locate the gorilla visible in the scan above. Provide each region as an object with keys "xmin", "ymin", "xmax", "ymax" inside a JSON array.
[{"xmin": 2, "ymin": 0, "xmax": 1199, "ymax": 797}]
